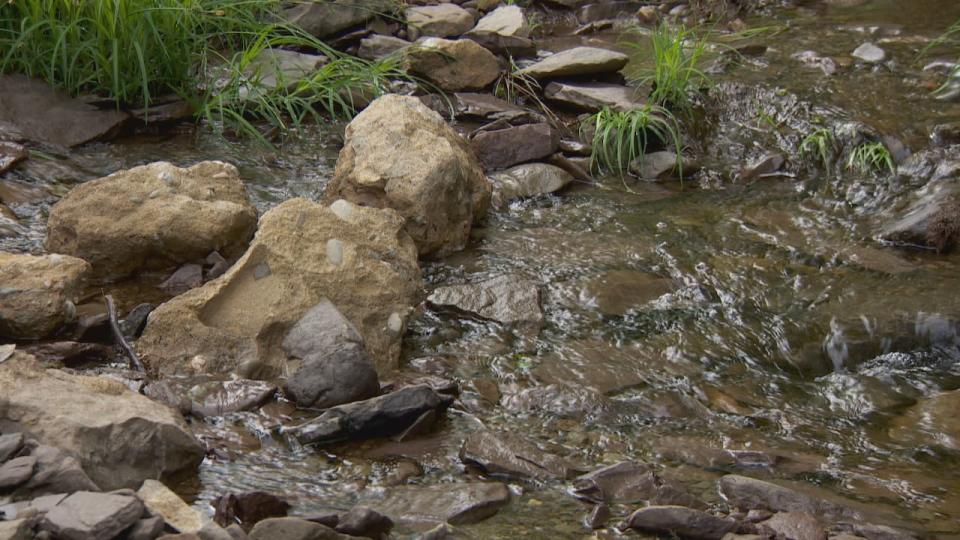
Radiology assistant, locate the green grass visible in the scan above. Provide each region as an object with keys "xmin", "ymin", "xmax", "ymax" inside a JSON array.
[
  {"xmin": 0, "ymin": 0, "xmax": 415, "ymax": 142},
  {"xmin": 628, "ymin": 22, "xmax": 711, "ymax": 116},
  {"xmin": 920, "ymin": 18, "xmax": 960, "ymax": 97},
  {"xmin": 846, "ymin": 141, "xmax": 895, "ymax": 175},
  {"xmin": 800, "ymin": 127, "xmax": 836, "ymax": 170},
  {"xmin": 581, "ymin": 105, "xmax": 682, "ymax": 177},
  {"xmin": 494, "ymin": 56, "xmax": 562, "ymax": 128}
]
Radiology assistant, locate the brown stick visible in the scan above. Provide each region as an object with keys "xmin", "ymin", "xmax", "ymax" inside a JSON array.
[{"xmin": 104, "ymin": 294, "xmax": 145, "ymax": 373}]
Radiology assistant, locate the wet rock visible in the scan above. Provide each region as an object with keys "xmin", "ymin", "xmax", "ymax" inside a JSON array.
[
  {"xmin": 46, "ymin": 161, "xmax": 257, "ymax": 280},
  {"xmin": 0, "ymin": 433, "xmax": 23, "ymax": 463},
  {"xmin": 291, "ymin": 385, "xmax": 452, "ymax": 445},
  {"xmin": 888, "ymin": 389, "xmax": 960, "ymax": 450},
  {"xmin": 585, "ymin": 503, "xmax": 610, "ymax": 529},
  {"xmin": 544, "ymin": 82, "xmax": 643, "ymax": 112},
  {"xmin": 138, "ymin": 479, "xmax": 204, "ymax": 534},
  {"xmin": 741, "ymin": 153, "xmax": 785, "ymax": 182},
  {"xmin": 428, "ymin": 274, "xmax": 543, "ymax": 329},
  {"xmin": 879, "ymin": 181, "xmax": 959, "ymax": 253},
  {"xmin": 405, "ymin": 38, "xmax": 500, "ymax": 92},
  {"xmin": 489, "ymin": 163, "xmax": 573, "ymax": 208},
  {"xmin": 626, "ymin": 506, "xmax": 737, "ymax": 540},
  {"xmin": 519, "ymin": 47, "xmax": 629, "ymax": 80},
  {"xmin": 0, "ymin": 253, "xmax": 89, "ymax": 340},
  {"xmin": 358, "ymin": 34, "xmax": 411, "ymax": 60},
  {"xmin": 138, "ymin": 198, "xmax": 420, "ymax": 377},
  {"xmin": 0, "ymin": 75, "xmax": 128, "ymax": 147},
  {"xmin": 471, "ymin": 122, "xmax": 559, "ymax": 171},
  {"xmin": 364, "ymin": 482, "xmax": 509, "ymax": 526},
  {"xmin": 791, "ymin": 51, "xmax": 837, "ymax": 76},
  {"xmin": 0, "ymin": 352, "xmax": 203, "ymax": 490},
  {"xmin": 577, "ymin": 1, "xmax": 643, "ymax": 23},
  {"xmin": 0, "ymin": 456, "xmax": 35, "ymax": 490},
  {"xmin": 406, "ymin": 5, "xmax": 475, "ymax": 40},
  {"xmin": 930, "ymin": 123, "xmax": 960, "ymax": 147},
  {"xmin": 248, "ymin": 518, "xmax": 349, "ymax": 540},
  {"xmin": 159, "ymin": 263, "xmax": 204, "ymax": 296},
  {"xmin": 572, "ymin": 461, "xmax": 658, "ymax": 504},
  {"xmin": 533, "ymin": 339, "xmax": 649, "ymax": 394},
  {"xmin": 833, "ymin": 522, "xmax": 917, "ymax": 540},
  {"xmin": 214, "ymin": 492, "xmax": 290, "ymax": 532},
  {"xmin": 718, "ymin": 475, "xmax": 856, "ymax": 521},
  {"xmin": 896, "ymin": 145, "xmax": 960, "ymax": 186},
  {"xmin": 459, "ymin": 431, "xmax": 583, "ymax": 481},
  {"xmin": 500, "ymin": 383, "xmax": 611, "ymax": 418},
  {"xmin": 283, "ymin": 0, "xmax": 392, "ymax": 38},
  {"xmin": 325, "ymin": 94, "xmax": 490, "ymax": 255},
  {"xmin": 40, "ymin": 491, "xmax": 143, "ymax": 540},
  {"xmin": 453, "ymin": 93, "xmax": 526, "ymax": 120},
  {"xmin": 760, "ymin": 512, "xmax": 825, "ymax": 540},
  {"xmin": 189, "ymin": 378, "xmax": 277, "ymax": 417},
  {"xmin": 282, "ymin": 300, "xmax": 379, "ymax": 409},
  {"xmin": 629, "ymin": 151, "xmax": 682, "ymax": 182},
  {"xmin": 335, "ymin": 506, "xmax": 393, "ymax": 538},
  {"xmin": 581, "ymin": 270, "xmax": 674, "ymax": 316},
  {"xmin": 852, "ymin": 43, "xmax": 886, "ymax": 63},
  {"xmin": 21, "ymin": 341, "xmax": 113, "ymax": 367},
  {"xmin": 120, "ymin": 303, "xmax": 154, "ymax": 341},
  {"xmin": 12, "ymin": 444, "xmax": 99, "ymax": 498},
  {"xmin": 0, "ymin": 142, "xmax": 27, "ymax": 175}
]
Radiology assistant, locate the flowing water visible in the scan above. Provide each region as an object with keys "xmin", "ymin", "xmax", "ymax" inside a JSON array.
[{"xmin": 4, "ymin": 0, "xmax": 960, "ymax": 537}]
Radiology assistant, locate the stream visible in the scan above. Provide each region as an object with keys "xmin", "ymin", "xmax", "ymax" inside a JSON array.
[{"xmin": 3, "ymin": 0, "xmax": 960, "ymax": 538}]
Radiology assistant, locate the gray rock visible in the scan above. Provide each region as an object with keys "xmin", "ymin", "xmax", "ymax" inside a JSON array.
[
  {"xmin": 626, "ymin": 506, "xmax": 737, "ymax": 540},
  {"xmin": 41, "ymin": 491, "xmax": 143, "ymax": 540},
  {"xmin": 760, "ymin": 512, "xmax": 826, "ymax": 540},
  {"xmin": 213, "ymin": 492, "xmax": 290, "ymax": 532},
  {"xmin": 464, "ymin": 5, "xmax": 534, "ymax": 56},
  {"xmin": 791, "ymin": 50, "xmax": 837, "ymax": 76},
  {"xmin": 879, "ymin": 180, "xmax": 959, "ymax": 253},
  {"xmin": 630, "ymin": 151, "xmax": 682, "ymax": 181},
  {"xmin": 470, "ymin": 122, "xmax": 559, "ymax": 170},
  {"xmin": 835, "ymin": 522, "xmax": 917, "ymax": 540},
  {"xmin": 291, "ymin": 385, "xmax": 453, "ymax": 446},
  {"xmin": 364, "ymin": 482, "xmax": 510, "ymax": 526},
  {"xmin": 453, "ymin": 93, "xmax": 526, "ymax": 120},
  {"xmin": 718, "ymin": 475, "xmax": 857, "ymax": 521},
  {"xmin": 518, "ymin": 47, "xmax": 629, "ymax": 80},
  {"xmin": 428, "ymin": 274, "xmax": 543, "ymax": 329},
  {"xmin": 463, "ymin": 32, "xmax": 536, "ymax": 58},
  {"xmin": 405, "ymin": 38, "xmax": 501, "ymax": 92},
  {"xmin": 0, "ymin": 493, "xmax": 68, "ymax": 521},
  {"xmin": 283, "ymin": 0, "xmax": 392, "ymax": 38},
  {"xmin": 852, "ymin": 42, "xmax": 886, "ymax": 63},
  {"xmin": 741, "ymin": 153, "xmax": 785, "ymax": 181},
  {"xmin": 459, "ymin": 430, "xmax": 584, "ymax": 481},
  {"xmin": 0, "ymin": 433, "xmax": 23, "ymax": 463},
  {"xmin": 406, "ymin": 5, "xmax": 475, "ymax": 39},
  {"xmin": 239, "ymin": 49, "xmax": 328, "ymax": 96},
  {"xmin": 0, "ymin": 456, "xmax": 35, "ymax": 490},
  {"xmin": 159, "ymin": 264, "xmax": 204, "ymax": 296},
  {"xmin": 358, "ymin": 34, "xmax": 411, "ymax": 60},
  {"xmin": 12, "ymin": 445, "xmax": 98, "ymax": 498},
  {"xmin": 0, "ymin": 75, "xmax": 128, "ymax": 147},
  {"xmin": 489, "ymin": 163, "xmax": 573, "ymax": 207},
  {"xmin": 577, "ymin": 1, "xmax": 643, "ymax": 23},
  {"xmin": 127, "ymin": 517, "xmax": 166, "ymax": 540},
  {"xmin": 335, "ymin": 506, "xmax": 393, "ymax": 538},
  {"xmin": 0, "ymin": 141, "xmax": 27, "ymax": 175},
  {"xmin": 249, "ymin": 518, "xmax": 350, "ymax": 540},
  {"xmin": 544, "ymin": 81, "xmax": 643, "ymax": 112},
  {"xmin": 572, "ymin": 461, "xmax": 659, "ymax": 504},
  {"xmin": 189, "ymin": 378, "xmax": 277, "ymax": 417},
  {"xmin": 120, "ymin": 303, "xmax": 154, "ymax": 340}
]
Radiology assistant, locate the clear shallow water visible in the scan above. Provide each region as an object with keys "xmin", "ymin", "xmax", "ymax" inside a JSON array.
[{"xmin": 4, "ymin": 1, "xmax": 960, "ymax": 537}]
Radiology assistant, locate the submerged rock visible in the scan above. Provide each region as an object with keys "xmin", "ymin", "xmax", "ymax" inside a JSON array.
[
  {"xmin": 489, "ymin": 162, "xmax": 573, "ymax": 208},
  {"xmin": 0, "ymin": 353, "xmax": 203, "ymax": 490},
  {"xmin": 0, "ymin": 252, "xmax": 89, "ymax": 340},
  {"xmin": 45, "ymin": 161, "xmax": 257, "ymax": 280},
  {"xmin": 187, "ymin": 378, "xmax": 277, "ymax": 417},
  {"xmin": 427, "ymin": 274, "xmax": 543, "ymax": 329},
  {"xmin": 138, "ymin": 198, "xmax": 420, "ymax": 377},
  {"xmin": 290, "ymin": 385, "xmax": 452, "ymax": 446},
  {"xmin": 518, "ymin": 47, "xmax": 629, "ymax": 80},
  {"xmin": 573, "ymin": 461, "xmax": 659, "ymax": 504},
  {"xmin": 459, "ymin": 430, "xmax": 584, "ymax": 481},
  {"xmin": 470, "ymin": 122, "xmax": 559, "ymax": 171},
  {"xmin": 718, "ymin": 475, "xmax": 857, "ymax": 521},
  {"xmin": 405, "ymin": 38, "xmax": 501, "ymax": 92},
  {"xmin": 0, "ymin": 75, "xmax": 128, "ymax": 147},
  {"xmin": 626, "ymin": 506, "xmax": 737, "ymax": 540},
  {"xmin": 888, "ymin": 389, "xmax": 960, "ymax": 450},
  {"xmin": 406, "ymin": 4, "xmax": 475, "ymax": 39},
  {"xmin": 760, "ymin": 512, "xmax": 826, "ymax": 540},
  {"xmin": 852, "ymin": 42, "xmax": 886, "ymax": 63},
  {"xmin": 325, "ymin": 94, "xmax": 490, "ymax": 256},
  {"xmin": 362, "ymin": 482, "xmax": 510, "ymax": 526},
  {"xmin": 879, "ymin": 180, "xmax": 959, "ymax": 253}
]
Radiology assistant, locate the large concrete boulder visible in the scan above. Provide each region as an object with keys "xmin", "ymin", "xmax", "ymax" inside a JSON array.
[
  {"xmin": 405, "ymin": 38, "xmax": 501, "ymax": 93},
  {"xmin": 0, "ymin": 352, "xmax": 204, "ymax": 491},
  {"xmin": 0, "ymin": 252, "xmax": 90, "ymax": 340},
  {"xmin": 324, "ymin": 95, "xmax": 491, "ymax": 256},
  {"xmin": 45, "ymin": 161, "xmax": 257, "ymax": 279},
  {"xmin": 138, "ymin": 198, "xmax": 421, "ymax": 377}
]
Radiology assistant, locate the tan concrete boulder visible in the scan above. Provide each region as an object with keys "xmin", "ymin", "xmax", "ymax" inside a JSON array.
[
  {"xmin": 45, "ymin": 161, "xmax": 257, "ymax": 279},
  {"xmin": 138, "ymin": 197, "xmax": 421, "ymax": 377},
  {"xmin": 0, "ymin": 252, "xmax": 90, "ymax": 339},
  {"xmin": 0, "ymin": 352, "xmax": 204, "ymax": 491},
  {"xmin": 324, "ymin": 95, "xmax": 491, "ymax": 256}
]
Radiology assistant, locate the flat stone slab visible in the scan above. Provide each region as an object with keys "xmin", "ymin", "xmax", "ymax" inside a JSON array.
[
  {"xmin": 427, "ymin": 274, "xmax": 543, "ymax": 328},
  {"xmin": 0, "ymin": 75, "xmax": 128, "ymax": 148},
  {"xmin": 363, "ymin": 482, "xmax": 510, "ymax": 526},
  {"xmin": 40, "ymin": 491, "xmax": 144, "ymax": 540},
  {"xmin": 518, "ymin": 47, "xmax": 629, "ymax": 79},
  {"xmin": 544, "ymin": 81, "xmax": 643, "ymax": 112}
]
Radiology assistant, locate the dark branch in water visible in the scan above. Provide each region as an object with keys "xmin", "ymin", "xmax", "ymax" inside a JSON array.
[{"xmin": 104, "ymin": 294, "xmax": 145, "ymax": 373}]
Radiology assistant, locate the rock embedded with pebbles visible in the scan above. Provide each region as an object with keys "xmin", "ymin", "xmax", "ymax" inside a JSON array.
[
  {"xmin": 0, "ymin": 252, "xmax": 89, "ymax": 340},
  {"xmin": 45, "ymin": 161, "xmax": 257, "ymax": 280},
  {"xmin": 138, "ymin": 197, "xmax": 421, "ymax": 377},
  {"xmin": 324, "ymin": 94, "xmax": 491, "ymax": 256}
]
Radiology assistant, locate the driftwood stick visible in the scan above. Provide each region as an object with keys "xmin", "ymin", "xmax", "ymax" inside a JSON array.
[{"xmin": 104, "ymin": 294, "xmax": 145, "ymax": 373}]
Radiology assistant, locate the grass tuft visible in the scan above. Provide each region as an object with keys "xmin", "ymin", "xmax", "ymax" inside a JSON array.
[
  {"xmin": 628, "ymin": 22, "xmax": 711, "ymax": 117},
  {"xmin": 581, "ymin": 105, "xmax": 683, "ymax": 177},
  {"xmin": 846, "ymin": 141, "xmax": 895, "ymax": 175},
  {"xmin": 800, "ymin": 127, "xmax": 836, "ymax": 171}
]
